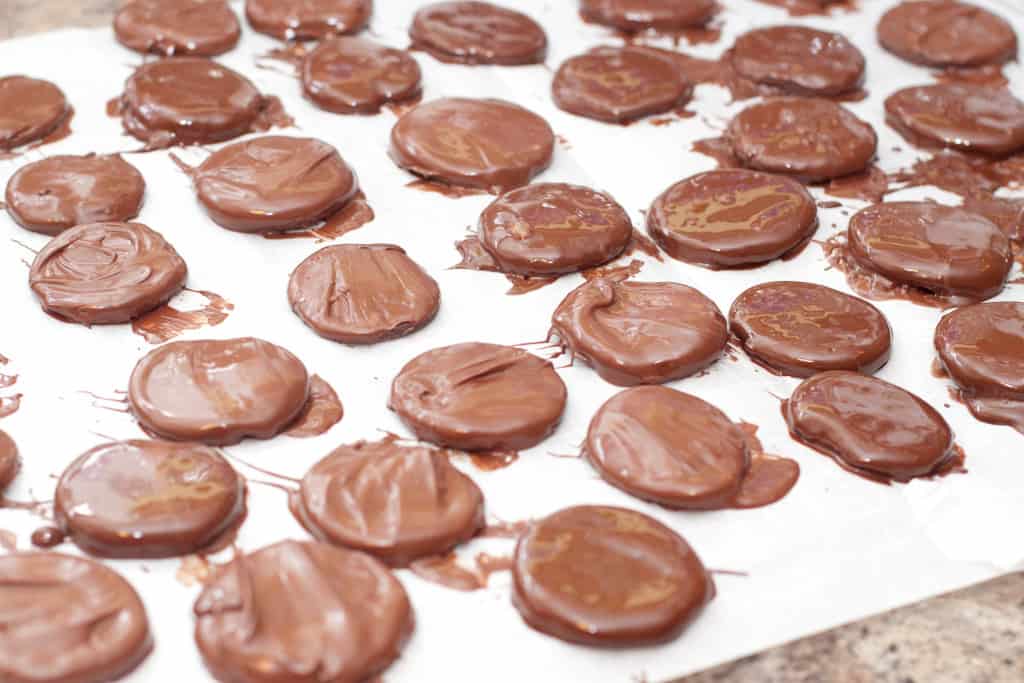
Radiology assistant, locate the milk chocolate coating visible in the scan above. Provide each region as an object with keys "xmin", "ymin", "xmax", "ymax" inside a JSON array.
[
  {"xmin": 410, "ymin": 1, "xmax": 547, "ymax": 66},
  {"xmin": 29, "ymin": 221, "xmax": 188, "ymax": 325},
  {"xmin": 389, "ymin": 342, "xmax": 567, "ymax": 451},
  {"xmin": 195, "ymin": 540, "xmax": 412, "ymax": 683},
  {"xmin": 121, "ymin": 58, "xmax": 263, "ymax": 146},
  {"xmin": 785, "ymin": 371, "xmax": 955, "ymax": 481},
  {"xmin": 477, "ymin": 183, "xmax": 633, "ymax": 276},
  {"xmin": 0, "ymin": 76, "xmax": 71, "ymax": 151},
  {"xmin": 302, "ymin": 37, "xmax": 422, "ymax": 114},
  {"xmin": 114, "ymin": 0, "xmax": 241, "ymax": 57},
  {"xmin": 0, "ymin": 430, "xmax": 19, "ymax": 493},
  {"xmin": 848, "ymin": 202, "xmax": 1011, "ymax": 302},
  {"xmin": 727, "ymin": 97, "xmax": 877, "ymax": 182},
  {"xmin": 55, "ymin": 439, "xmax": 245, "ymax": 558},
  {"xmin": 647, "ymin": 170, "xmax": 818, "ymax": 268},
  {"xmin": 512, "ymin": 505, "xmax": 714, "ymax": 646},
  {"xmin": 5, "ymin": 155, "xmax": 145, "ymax": 236},
  {"xmin": 579, "ymin": 0, "xmax": 717, "ymax": 31},
  {"xmin": 288, "ymin": 243, "xmax": 440, "ymax": 344},
  {"xmin": 730, "ymin": 281, "xmax": 892, "ymax": 377},
  {"xmin": 0, "ymin": 553, "xmax": 152, "ymax": 683},
  {"xmin": 730, "ymin": 26, "xmax": 865, "ymax": 97},
  {"xmin": 245, "ymin": 0, "xmax": 371, "ymax": 40},
  {"xmin": 877, "ymin": 0, "xmax": 1017, "ymax": 68},
  {"xmin": 552, "ymin": 46, "xmax": 692, "ymax": 124},
  {"xmin": 885, "ymin": 84, "xmax": 1024, "ymax": 158},
  {"xmin": 296, "ymin": 438, "xmax": 484, "ymax": 566},
  {"xmin": 193, "ymin": 136, "xmax": 357, "ymax": 233},
  {"xmin": 389, "ymin": 97, "xmax": 554, "ymax": 193},
  {"xmin": 552, "ymin": 277, "xmax": 727, "ymax": 386},
  {"xmin": 129, "ymin": 337, "xmax": 310, "ymax": 446}
]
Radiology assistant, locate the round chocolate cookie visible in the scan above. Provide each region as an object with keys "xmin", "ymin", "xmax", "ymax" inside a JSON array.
[
  {"xmin": 288, "ymin": 244, "xmax": 440, "ymax": 344},
  {"xmin": 585, "ymin": 387, "xmax": 747, "ymax": 508},
  {"xmin": 0, "ymin": 553, "xmax": 152, "ymax": 683},
  {"xmin": 477, "ymin": 183, "xmax": 633, "ymax": 276},
  {"xmin": 302, "ymin": 37, "xmax": 422, "ymax": 114},
  {"xmin": 195, "ymin": 540, "xmax": 412, "ymax": 683},
  {"xmin": 0, "ymin": 76, "xmax": 71, "ymax": 151},
  {"xmin": 192, "ymin": 136, "xmax": 358, "ymax": 233},
  {"xmin": 410, "ymin": 1, "xmax": 546, "ymax": 65},
  {"xmin": 729, "ymin": 281, "xmax": 892, "ymax": 377},
  {"xmin": 114, "ymin": 0, "xmax": 241, "ymax": 57},
  {"xmin": 877, "ymin": 0, "xmax": 1017, "ymax": 68},
  {"xmin": 29, "ymin": 221, "xmax": 187, "ymax": 325},
  {"xmin": 5, "ymin": 155, "xmax": 145, "ymax": 236},
  {"xmin": 295, "ymin": 438, "xmax": 484, "ymax": 566},
  {"xmin": 730, "ymin": 26, "xmax": 865, "ymax": 97},
  {"xmin": 120, "ymin": 58, "xmax": 264, "ymax": 147},
  {"xmin": 551, "ymin": 277, "xmax": 728, "ymax": 386},
  {"xmin": 0, "ymin": 430, "xmax": 19, "ymax": 492},
  {"xmin": 848, "ymin": 202, "xmax": 1011, "ymax": 302},
  {"xmin": 128, "ymin": 337, "xmax": 310, "ymax": 446},
  {"xmin": 55, "ymin": 439, "xmax": 245, "ymax": 558},
  {"xmin": 785, "ymin": 371, "xmax": 955, "ymax": 481},
  {"xmin": 389, "ymin": 97, "xmax": 554, "ymax": 193},
  {"xmin": 885, "ymin": 84, "xmax": 1024, "ymax": 158},
  {"xmin": 245, "ymin": 0, "xmax": 371, "ymax": 40},
  {"xmin": 726, "ymin": 97, "xmax": 877, "ymax": 182},
  {"xmin": 552, "ymin": 46, "xmax": 692, "ymax": 123},
  {"xmin": 389, "ymin": 342, "xmax": 567, "ymax": 451},
  {"xmin": 647, "ymin": 170, "xmax": 817, "ymax": 268},
  {"xmin": 579, "ymin": 0, "xmax": 717, "ymax": 31},
  {"xmin": 512, "ymin": 505, "xmax": 714, "ymax": 646}
]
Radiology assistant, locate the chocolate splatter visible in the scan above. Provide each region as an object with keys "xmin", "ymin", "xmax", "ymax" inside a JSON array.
[{"xmin": 131, "ymin": 289, "xmax": 233, "ymax": 344}]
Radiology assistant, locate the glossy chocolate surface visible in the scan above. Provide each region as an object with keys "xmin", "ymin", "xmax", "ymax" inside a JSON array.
[
  {"xmin": 245, "ymin": 0, "xmax": 371, "ymax": 40},
  {"xmin": 389, "ymin": 342, "xmax": 567, "ymax": 451},
  {"xmin": 647, "ymin": 169, "xmax": 817, "ymax": 268},
  {"xmin": 288, "ymin": 243, "xmax": 440, "ymax": 344},
  {"xmin": 55, "ymin": 439, "xmax": 245, "ymax": 558},
  {"xmin": 29, "ymin": 221, "xmax": 188, "ymax": 325},
  {"xmin": 579, "ymin": 0, "xmax": 717, "ymax": 31},
  {"xmin": 0, "ymin": 430, "xmax": 19, "ymax": 492},
  {"xmin": 0, "ymin": 76, "xmax": 71, "ymax": 151},
  {"xmin": 389, "ymin": 97, "xmax": 554, "ymax": 193},
  {"xmin": 5, "ymin": 155, "xmax": 145, "ymax": 236},
  {"xmin": 129, "ymin": 337, "xmax": 310, "ymax": 445},
  {"xmin": 410, "ymin": 1, "xmax": 547, "ymax": 65},
  {"xmin": 877, "ymin": 0, "xmax": 1017, "ymax": 67},
  {"xmin": 114, "ymin": 0, "xmax": 241, "ymax": 57},
  {"xmin": 730, "ymin": 26, "xmax": 865, "ymax": 97},
  {"xmin": 730, "ymin": 281, "xmax": 892, "ymax": 377},
  {"xmin": 302, "ymin": 37, "xmax": 422, "ymax": 114},
  {"xmin": 512, "ymin": 505, "xmax": 714, "ymax": 646}
]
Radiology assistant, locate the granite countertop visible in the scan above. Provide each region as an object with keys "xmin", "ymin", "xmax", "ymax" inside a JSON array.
[{"xmin": 5, "ymin": 2, "xmax": 1024, "ymax": 682}]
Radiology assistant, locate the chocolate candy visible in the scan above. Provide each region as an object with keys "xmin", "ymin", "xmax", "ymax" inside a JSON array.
[
  {"xmin": 302, "ymin": 37, "xmax": 421, "ymax": 114},
  {"xmin": 730, "ymin": 26, "xmax": 865, "ymax": 97},
  {"xmin": 0, "ymin": 76, "xmax": 71, "ymax": 151},
  {"xmin": 389, "ymin": 342, "xmax": 567, "ymax": 451},
  {"xmin": 5, "ymin": 155, "xmax": 145, "ymax": 236},
  {"xmin": 885, "ymin": 84, "xmax": 1024, "ymax": 158},
  {"xmin": 245, "ymin": 0, "xmax": 371, "ymax": 40},
  {"xmin": 294, "ymin": 438, "xmax": 485, "ymax": 566},
  {"xmin": 288, "ymin": 244, "xmax": 440, "ymax": 344},
  {"xmin": 726, "ymin": 97, "xmax": 877, "ymax": 182},
  {"xmin": 878, "ymin": 0, "xmax": 1017, "ymax": 68},
  {"xmin": 0, "ymin": 430, "xmax": 19, "ymax": 492},
  {"xmin": 0, "ymin": 553, "xmax": 152, "ymax": 683},
  {"xmin": 389, "ymin": 97, "xmax": 554, "ymax": 193},
  {"xmin": 647, "ymin": 170, "xmax": 817, "ymax": 268},
  {"xmin": 579, "ymin": 0, "xmax": 717, "ymax": 31},
  {"xmin": 192, "ymin": 136, "xmax": 357, "ymax": 233},
  {"xmin": 729, "ymin": 281, "xmax": 892, "ymax": 377},
  {"xmin": 129, "ymin": 337, "xmax": 310, "ymax": 445},
  {"xmin": 477, "ymin": 183, "xmax": 633, "ymax": 276},
  {"xmin": 114, "ymin": 0, "xmax": 241, "ymax": 57},
  {"xmin": 512, "ymin": 505, "xmax": 714, "ymax": 646},
  {"xmin": 195, "ymin": 540, "xmax": 412, "ymax": 683},
  {"xmin": 552, "ymin": 46, "xmax": 692, "ymax": 123},
  {"xmin": 785, "ymin": 371, "xmax": 956, "ymax": 481},
  {"xmin": 848, "ymin": 202, "xmax": 1011, "ymax": 302},
  {"xmin": 552, "ymin": 276, "xmax": 727, "ymax": 386},
  {"xmin": 29, "ymin": 221, "xmax": 187, "ymax": 325},
  {"xmin": 55, "ymin": 439, "xmax": 245, "ymax": 558},
  {"xmin": 410, "ymin": 1, "xmax": 546, "ymax": 65}
]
